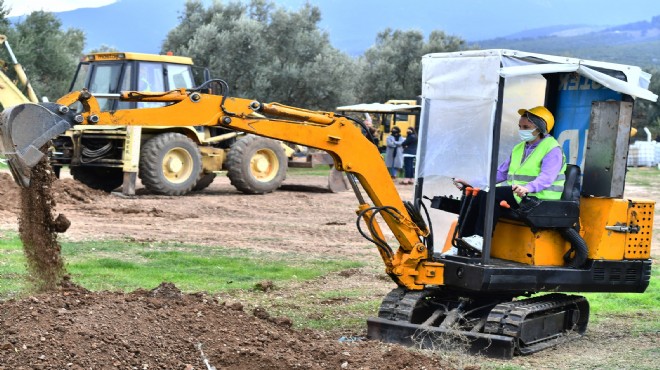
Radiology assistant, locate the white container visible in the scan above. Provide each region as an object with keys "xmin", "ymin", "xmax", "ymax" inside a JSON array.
[{"xmin": 628, "ymin": 145, "xmax": 639, "ymax": 167}]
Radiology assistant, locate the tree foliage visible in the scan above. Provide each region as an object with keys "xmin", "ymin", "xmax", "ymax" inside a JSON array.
[
  {"xmin": 0, "ymin": 7, "xmax": 84, "ymax": 100},
  {"xmin": 356, "ymin": 29, "xmax": 466, "ymax": 103},
  {"xmin": 633, "ymin": 66, "xmax": 660, "ymax": 138},
  {"xmin": 163, "ymin": 0, "xmax": 357, "ymax": 110}
]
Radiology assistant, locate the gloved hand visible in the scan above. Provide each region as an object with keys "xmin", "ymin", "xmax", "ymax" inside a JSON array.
[{"xmin": 512, "ymin": 184, "xmax": 529, "ymax": 197}]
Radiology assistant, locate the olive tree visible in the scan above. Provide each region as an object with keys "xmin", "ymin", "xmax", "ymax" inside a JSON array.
[
  {"xmin": 163, "ymin": 0, "xmax": 357, "ymax": 110},
  {"xmin": 633, "ymin": 66, "xmax": 660, "ymax": 139},
  {"xmin": 357, "ymin": 29, "xmax": 467, "ymax": 103},
  {"xmin": 1, "ymin": 10, "xmax": 84, "ymax": 100}
]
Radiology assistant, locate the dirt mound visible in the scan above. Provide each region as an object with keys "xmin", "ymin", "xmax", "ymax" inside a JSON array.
[
  {"xmin": 0, "ymin": 172, "xmax": 108, "ymax": 211},
  {"xmin": 52, "ymin": 178, "xmax": 110, "ymax": 204},
  {"xmin": 0, "ymin": 283, "xmax": 446, "ymax": 369},
  {"xmin": 0, "ymin": 172, "xmax": 21, "ymax": 211}
]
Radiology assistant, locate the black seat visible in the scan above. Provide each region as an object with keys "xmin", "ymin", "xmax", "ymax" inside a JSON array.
[
  {"xmin": 502, "ymin": 164, "xmax": 581, "ymax": 230},
  {"xmin": 561, "ymin": 164, "xmax": 581, "ymax": 202}
]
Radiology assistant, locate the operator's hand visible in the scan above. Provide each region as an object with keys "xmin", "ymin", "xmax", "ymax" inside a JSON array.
[
  {"xmin": 512, "ymin": 184, "xmax": 529, "ymax": 198},
  {"xmin": 452, "ymin": 178, "xmax": 471, "ymax": 191}
]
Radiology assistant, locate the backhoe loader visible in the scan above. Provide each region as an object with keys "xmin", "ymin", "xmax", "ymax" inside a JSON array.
[
  {"xmin": 0, "ymin": 50, "xmax": 655, "ymax": 358},
  {"xmin": 51, "ymin": 51, "xmax": 290, "ymax": 195}
]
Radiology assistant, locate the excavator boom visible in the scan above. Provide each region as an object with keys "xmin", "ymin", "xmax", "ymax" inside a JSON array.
[{"xmin": 0, "ymin": 88, "xmax": 443, "ymax": 290}]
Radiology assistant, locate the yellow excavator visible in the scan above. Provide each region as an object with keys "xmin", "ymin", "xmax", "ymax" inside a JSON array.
[{"xmin": 0, "ymin": 50, "xmax": 655, "ymax": 358}]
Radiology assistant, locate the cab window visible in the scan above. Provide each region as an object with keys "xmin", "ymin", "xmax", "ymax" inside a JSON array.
[
  {"xmin": 89, "ymin": 63, "xmax": 123, "ymax": 111},
  {"xmin": 166, "ymin": 64, "xmax": 194, "ymax": 89},
  {"xmin": 137, "ymin": 62, "xmax": 166, "ymax": 108},
  {"xmin": 117, "ymin": 64, "xmax": 133, "ymax": 110}
]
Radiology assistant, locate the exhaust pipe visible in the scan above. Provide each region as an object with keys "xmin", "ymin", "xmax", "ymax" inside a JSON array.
[{"xmin": 0, "ymin": 103, "xmax": 74, "ymax": 187}]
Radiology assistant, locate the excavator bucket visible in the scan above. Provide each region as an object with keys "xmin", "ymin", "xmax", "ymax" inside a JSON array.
[{"xmin": 0, "ymin": 103, "xmax": 74, "ymax": 187}]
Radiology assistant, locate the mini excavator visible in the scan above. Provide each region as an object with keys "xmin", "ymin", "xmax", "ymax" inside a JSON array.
[{"xmin": 0, "ymin": 50, "xmax": 655, "ymax": 358}]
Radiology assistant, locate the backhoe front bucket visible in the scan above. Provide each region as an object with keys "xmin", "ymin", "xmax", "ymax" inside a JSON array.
[{"xmin": 0, "ymin": 103, "xmax": 73, "ymax": 187}]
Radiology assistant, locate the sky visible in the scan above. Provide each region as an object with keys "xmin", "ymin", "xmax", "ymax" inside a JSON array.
[
  {"xmin": 5, "ymin": 0, "xmax": 117, "ymax": 16},
  {"xmin": 4, "ymin": 0, "xmax": 660, "ymax": 54}
]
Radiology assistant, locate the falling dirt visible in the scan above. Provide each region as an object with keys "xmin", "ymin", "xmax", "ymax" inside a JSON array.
[{"xmin": 17, "ymin": 158, "xmax": 67, "ymax": 291}]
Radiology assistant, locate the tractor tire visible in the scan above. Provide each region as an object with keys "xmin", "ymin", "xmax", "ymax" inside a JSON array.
[
  {"xmin": 70, "ymin": 166, "xmax": 124, "ymax": 192},
  {"xmin": 138, "ymin": 132, "xmax": 202, "ymax": 196},
  {"xmin": 192, "ymin": 173, "xmax": 216, "ymax": 191},
  {"xmin": 226, "ymin": 135, "xmax": 287, "ymax": 194}
]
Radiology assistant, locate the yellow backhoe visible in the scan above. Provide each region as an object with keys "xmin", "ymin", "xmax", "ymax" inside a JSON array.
[
  {"xmin": 50, "ymin": 51, "xmax": 292, "ymax": 195},
  {"xmin": 0, "ymin": 50, "xmax": 655, "ymax": 358},
  {"xmin": 0, "ymin": 34, "xmax": 38, "ymax": 107}
]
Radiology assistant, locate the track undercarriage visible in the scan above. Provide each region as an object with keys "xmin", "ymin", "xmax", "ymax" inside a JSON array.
[{"xmin": 367, "ymin": 287, "xmax": 589, "ymax": 358}]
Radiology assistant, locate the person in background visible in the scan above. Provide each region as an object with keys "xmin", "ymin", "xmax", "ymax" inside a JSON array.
[
  {"xmin": 401, "ymin": 127, "xmax": 418, "ymax": 185},
  {"xmin": 449, "ymin": 106, "xmax": 566, "ymax": 254},
  {"xmin": 363, "ymin": 113, "xmax": 379, "ymax": 146},
  {"xmin": 385, "ymin": 126, "xmax": 405, "ymax": 180}
]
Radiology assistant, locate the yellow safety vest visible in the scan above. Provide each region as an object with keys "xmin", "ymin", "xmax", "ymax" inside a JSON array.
[{"xmin": 507, "ymin": 136, "xmax": 566, "ymax": 203}]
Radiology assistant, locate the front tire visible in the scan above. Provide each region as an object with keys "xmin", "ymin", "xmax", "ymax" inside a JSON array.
[
  {"xmin": 138, "ymin": 132, "xmax": 202, "ymax": 195},
  {"xmin": 226, "ymin": 135, "xmax": 287, "ymax": 194}
]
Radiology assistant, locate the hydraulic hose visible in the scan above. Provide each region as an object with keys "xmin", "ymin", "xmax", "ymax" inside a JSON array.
[{"xmin": 560, "ymin": 227, "xmax": 588, "ymax": 268}]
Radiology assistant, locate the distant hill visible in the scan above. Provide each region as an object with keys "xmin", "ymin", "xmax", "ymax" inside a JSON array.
[
  {"xmin": 502, "ymin": 25, "xmax": 608, "ymax": 40},
  {"xmin": 475, "ymin": 16, "xmax": 660, "ymax": 68},
  {"xmin": 10, "ymin": 0, "xmax": 189, "ymax": 54}
]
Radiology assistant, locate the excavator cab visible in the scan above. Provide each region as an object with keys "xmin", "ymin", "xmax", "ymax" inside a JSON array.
[
  {"xmin": 368, "ymin": 50, "xmax": 657, "ymax": 356},
  {"xmin": 415, "ymin": 50, "xmax": 656, "ymax": 269}
]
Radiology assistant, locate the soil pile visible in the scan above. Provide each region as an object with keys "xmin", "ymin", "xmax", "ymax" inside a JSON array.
[
  {"xmin": 18, "ymin": 159, "xmax": 67, "ymax": 291},
  {"xmin": 0, "ymin": 283, "xmax": 446, "ymax": 369},
  {"xmin": 0, "ymin": 172, "xmax": 109, "ymax": 211}
]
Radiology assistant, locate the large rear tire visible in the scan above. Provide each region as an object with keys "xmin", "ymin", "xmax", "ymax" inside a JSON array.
[
  {"xmin": 226, "ymin": 135, "xmax": 287, "ymax": 194},
  {"xmin": 70, "ymin": 166, "xmax": 124, "ymax": 192},
  {"xmin": 138, "ymin": 132, "xmax": 202, "ymax": 195}
]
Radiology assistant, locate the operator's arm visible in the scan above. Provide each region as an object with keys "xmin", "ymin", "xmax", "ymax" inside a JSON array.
[{"xmin": 496, "ymin": 157, "xmax": 511, "ymax": 184}]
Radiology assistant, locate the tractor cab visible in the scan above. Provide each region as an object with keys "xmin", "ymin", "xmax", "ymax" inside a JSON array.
[
  {"xmin": 69, "ymin": 52, "xmax": 209, "ymax": 111},
  {"xmin": 417, "ymin": 50, "xmax": 657, "ymax": 293}
]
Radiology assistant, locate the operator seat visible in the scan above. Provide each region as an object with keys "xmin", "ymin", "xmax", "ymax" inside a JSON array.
[{"xmin": 503, "ymin": 164, "xmax": 581, "ymax": 230}]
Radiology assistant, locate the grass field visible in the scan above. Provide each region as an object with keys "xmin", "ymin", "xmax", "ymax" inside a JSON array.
[{"xmin": 0, "ymin": 234, "xmax": 363, "ymax": 298}]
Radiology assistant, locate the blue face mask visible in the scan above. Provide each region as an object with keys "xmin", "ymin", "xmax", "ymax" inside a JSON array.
[{"xmin": 519, "ymin": 129, "xmax": 537, "ymax": 142}]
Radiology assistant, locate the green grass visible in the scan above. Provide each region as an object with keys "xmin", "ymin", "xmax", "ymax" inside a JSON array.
[
  {"xmin": 581, "ymin": 263, "xmax": 660, "ymax": 332},
  {"xmin": 0, "ymin": 233, "xmax": 363, "ymax": 297},
  {"xmin": 286, "ymin": 166, "xmax": 332, "ymax": 176},
  {"xmin": 625, "ymin": 166, "xmax": 660, "ymax": 187}
]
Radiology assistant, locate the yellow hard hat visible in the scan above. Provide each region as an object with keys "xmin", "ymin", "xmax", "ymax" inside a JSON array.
[
  {"xmin": 518, "ymin": 106, "xmax": 555, "ymax": 133},
  {"xmin": 630, "ymin": 127, "xmax": 638, "ymax": 137}
]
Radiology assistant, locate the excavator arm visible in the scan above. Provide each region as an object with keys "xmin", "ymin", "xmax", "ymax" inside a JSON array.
[{"xmin": 0, "ymin": 87, "xmax": 444, "ymax": 290}]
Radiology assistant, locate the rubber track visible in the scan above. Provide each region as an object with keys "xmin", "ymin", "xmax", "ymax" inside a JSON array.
[
  {"xmin": 378, "ymin": 288, "xmax": 436, "ymax": 323},
  {"xmin": 484, "ymin": 293, "xmax": 588, "ymax": 352},
  {"xmin": 377, "ymin": 288, "xmax": 407, "ymax": 321}
]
